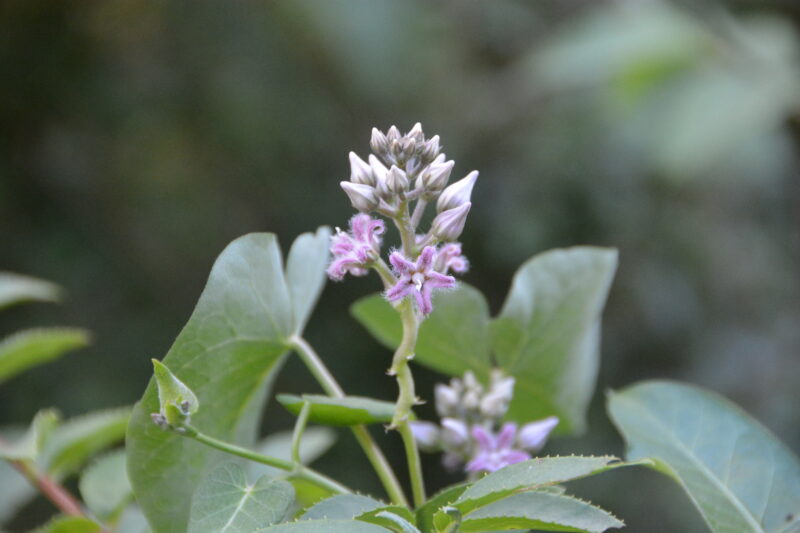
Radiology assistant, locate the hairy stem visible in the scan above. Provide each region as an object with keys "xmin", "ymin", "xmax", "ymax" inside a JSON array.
[
  {"xmin": 372, "ymin": 258, "xmax": 396, "ymax": 290},
  {"xmin": 390, "ymin": 300, "xmax": 426, "ymax": 507},
  {"xmin": 410, "ymin": 199, "xmax": 427, "ymax": 230},
  {"xmin": 288, "ymin": 335, "xmax": 409, "ymax": 507},
  {"xmin": 393, "ymin": 200, "xmax": 417, "ymax": 257},
  {"xmin": 183, "ymin": 425, "xmax": 349, "ymax": 494}
]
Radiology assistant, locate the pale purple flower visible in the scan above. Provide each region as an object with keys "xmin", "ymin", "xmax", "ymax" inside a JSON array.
[
  {"xmin": 517, "ymin": 416, "xmax": 559, "ymax": 452},
  {"xmin": 409, "ymin": 421, "xmax": 440, "ymax": 452},
  {"xmin": 386, "ymin": 246, "xmax": 455, "ymax": 315},
  {"xmin": 466, "ymin": 423, "xmax": 531, "ymax": 473},
  {"xmin": 434, "ymin": 243, "xmax": 469, "ymax": 274},
  {"xmin": 327, "ymin": 214, "xmax": 385, "ymax": 281}
]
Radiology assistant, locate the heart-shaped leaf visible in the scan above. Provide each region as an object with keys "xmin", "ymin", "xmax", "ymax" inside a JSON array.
[
  {"xmin": 188, "ymin": 463, "xmax": 293, "ymax": 533},
  {"xmin": 277, "ymin": 394, "xmax": 402, "ymax": 426},
  {"xmin": 127, "ymin": 230, "xmax": 330, "ymax": 533},
  {"xmin": 608, "ymin": 380, "xmax": 800, "ymax": 533}
]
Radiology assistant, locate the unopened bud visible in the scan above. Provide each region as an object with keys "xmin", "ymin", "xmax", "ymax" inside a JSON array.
[
  {"xmin": 349, "ymin": 152, "xmax": 375, "ymax": 186},
  {"xmin": 435, "ymin": 383, "xmax": 459, "ymax": 417},
  {"xmin": 421, "ymin": 135, "xmax": 441, "ymax": 163},
  {"xmin": 407, "ymin": 122, "xmax": 424, "ymax": 143},
  {"xmin": 340, "ymin": 181, "xmax": 379, "ymax": 212},
  {"xmin": 480, "ymin": 391, "xmax": 510, "ymax": 420},
  {"xmin": 386, "ymin": 125, "xmax": 401, "ymax": 143},
  {"xmin": 410, "ymin": 421, "xmax": 440, "ymax": 452},
  {"xmin": 441, "ymin": 418, "xmax": 469, "ymax": 449},
  {"xmin": 431, "ymin": 202, "xmax": 471, "ymax": 242},
  {"xmin": 463, "ymin": 371, "xmax": 481, "ymax": 393},
  {"xmin": 370, "ymin": 128, "xmax": 389, "ymax": 155},
  {"xmin": 422, "ymin": 159, "xmax": 454, "ymax": 194},
  {"xmin": 517, "ymin": 416, "xmax": 559, "ymax": 452},
  {"xmin": 400, "ymin": 137, "xmax": 416, "ymax": 160},
  {"xmin": 463, "ymin": 389, "xmax": 481, "ymax": 411},
  {"xmin": 387, "ymin": 165, "xmax": 409, "ymax": 194},
  {"xmin": 437, "ymin": 171, "xmax": 478, "ymax": 213},
  {"xmin": 369, "ymin": 155, "xmax": 393, "ymax": 200}
]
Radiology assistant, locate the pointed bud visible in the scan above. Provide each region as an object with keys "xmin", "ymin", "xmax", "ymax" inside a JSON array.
[
  {"xmin": 410, "ymin": 421, "xmax": 440, "ymax": 452},
  {"xmin": 435, "ymin": 383, "xmax": 459, "ymax": 417},
  {"xmin": 401, "ymin": 137, "xmax": 416, "ymax": 160},
  {"xmin": 463, "ymin": 389, "xmax": 481, "ymax": 411},
  {"xmin": 407, "ymin": 122, "xmax": 424, "ymax": 142},
  {"xmin": 369, "ymin": 155, "xmax": 392, "ymax": 200},
  {"xmin": 422, "ymin": 159, "xmax": 454, "ymax": 193},
  {"xmin": 152, "ymin": 359, "xmax": 198, "ymax": 427},
  {"xmin": 437, "ymin": 171, "xmax": 478, "ymax": 213},
  {"xmin": 387, "ymin": 165, "xmax": 409, "ymax": 194},
  {"xmin": 517, "ymin": 416, "xmax": 559, "ymax": 452},
  {"xmin": 349, "ymin": 152, "xmax": 375, "ymax": 186},
  {"xmin": 421, "ymin": 135, "xmax": 441, "ymax": 163},
  {"xmin": 441, "ymin": 418, "xmax": 469, "ymax": 449},
  {"xmin": 386, "ymin": 125, "xmax": 401, "ymax": 142},
  {"xmin": 370, "ymin": 128, "xmax": 388, "ymax": 155},
  {"xmin": 431, "ymin": 202, "xmax": 471, "ymax": 242},
  {"xmin": 340, "ymin": 181, "xmax": 379, "ymax": 212}
]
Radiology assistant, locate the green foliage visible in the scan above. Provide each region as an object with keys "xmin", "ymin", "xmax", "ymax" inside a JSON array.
[
  {"xmin": 78, "ymin": 450, "xmax": 132, "ymax": 521},
  {"xmin": 31, "ymin": 517, "xmax": 102, "ymax": 533},
  {"xmin": 0, "ymin": 272, "xmax": 62, "ymax": 310},
  {"xmin": 38, "ymin": 407, "xmax": 130, "ymax": 480},
  {"xmin": 248, "ymin": 428, "xmax": 336, "ymax": 479},
  {"xmin": 285, "ymin": 227, "xmax": 332, "ymax": 334},
  {"xmin": 0, "ymin": 328, "xmax": 91, "ymax": 384},
  {"xmin": 301, "ymin": 494, "xmax": 384, "ymax": 520},
  {"xmin": 0, "ymin": 410, "xmax": 59, "ymax": 461},
  {"xmin": 277, "ymin": 394, "xmax": 402, "ymax": 427},
  {"xmin": 459, "ymin": 491, "xmax": 623, "ymax": 532},
  {"xmin": 415, "ymin": 484, "xmax": 468, "ymax": 533},
  {"xmin": 257, "ymin": 520, "xmax": 391, "ymax": 532},
  {"xmin": 353, "ymin": 247, "xmax": 617, "ymax": 433},
  {"xmin": 361, "ymin": 511, "xmax": 420, "ymax": 533},
  {"xmin": 188, "ymin": 463, "xmax": 294, "ymax": 533},
  {"xmin": 0, "ymin": 458, "xmax": 36, "ymax": 525},
  {"xmin": 126, "ymin": 229, "xmax": 330, "ymax": 533},
  {"xmin": 607, "ymin": 380, "xmax": 800, "ymax": 533}
]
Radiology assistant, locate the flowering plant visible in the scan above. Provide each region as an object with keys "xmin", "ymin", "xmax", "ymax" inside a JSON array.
[{"xmin": 1, "ymin": 125, "xmax": 798, "ymax": 533}]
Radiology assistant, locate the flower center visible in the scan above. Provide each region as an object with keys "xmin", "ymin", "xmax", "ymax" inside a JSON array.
[{"xmin": 411, "ymin": 272, "xmax": 426, "ymax": 290}]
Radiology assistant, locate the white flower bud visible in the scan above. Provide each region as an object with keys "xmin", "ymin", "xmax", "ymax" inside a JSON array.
[
  {"xmin": 410, "ymin": 421, "xmax": 440, "ymax": 452},
  {"xmin": 435, "ymin": 383, "xmax": 459, "ymax": 417},
  {"xmin": 463, "ymin": 371, "xmax": 480, "ymax": 393},
  {"xmin": 369, "ymin": 155, "xmax": 392, "ymax": 200},
  {"xmin": 340, "ymin": 181, "xmax": 379, "ymax": 212},
  {"xmin": 437, "ymin": 171, "xmax": 478, "ymax": 213},
  {"xmin": 431, "ymin": 202, "xmax": 471, "ymax": 242},
  {"xmin": 463, "ymin": 389, "xmax": 481, "ymax": 411},
  {"xmin": 517, "ymin": 416, "xmax": 559, "ymax": 452},
  {"xmin": 422, "ymin": 159, "xmax": 454, "ymax": 193},
  {"xmin": 441, "ymin": 418, "xmax": 469, "ymax": 449},
  {"xmin": 421, "ymin": 135, "xmax": 441, "ymax": 163},
  {"xmin": 370, "ymin": 128, "xmax": 389, "ymax": 155},
  {"xmin": 386, "ymin": 125, "xmax": 401, "ymax": 143},
  {"xmin": 479, "ymin": 391, "xmax": 510, "ymax": 420},
  {"xmin": 349, "ymin": 152, "xmax": 375, "ymax": 186},
  {"xmin": 407, "ymin": 122, "xmax": 424, "ymax": 142},
  {"xmin": 387, "ymin": 165, "xmax": 409, "ymax": 194}
]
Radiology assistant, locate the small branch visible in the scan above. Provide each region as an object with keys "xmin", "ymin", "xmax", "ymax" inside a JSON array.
[
  {"xmin": 371, "ymin": 258, "xmax": 397, "ymax": 290},
  {"xmin": 11, "ymin": 460, "xmax": 83, "ymax": 516},
  {"xmin": 410, "ymin": 199, "xmax": 428, "ymax": 231}
]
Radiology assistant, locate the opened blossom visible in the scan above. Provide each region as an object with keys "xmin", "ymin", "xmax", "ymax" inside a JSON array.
[
  {"xmin": 466, "ymin": 423, "xmax": 531, "ymax": 473},
  {"xmin": 386, "ymin": 246, "xmax": 455, "ymax": 315},
  {"xmin": 327, "ymin": 214, "xmax": 385, "ymax": 281}
]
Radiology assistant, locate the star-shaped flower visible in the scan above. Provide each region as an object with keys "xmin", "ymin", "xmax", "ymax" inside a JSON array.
[
  {"xmin": 386, "ymin": 246, "xmax": 456, "ymax": 315},
  {"xmin": 466, "ymin": 423, "xmax": 531, "ymax": 473}
]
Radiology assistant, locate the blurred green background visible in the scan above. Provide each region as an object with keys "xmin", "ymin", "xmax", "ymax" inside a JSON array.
[{"xmin": 2, "ymin": 0, "xmax": 799, "ymax": 531}]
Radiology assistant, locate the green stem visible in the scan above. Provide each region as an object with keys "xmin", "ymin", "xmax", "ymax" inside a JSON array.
[
  {"xmin": 288, "ymin": 335, "xmax": 409, "ymax": 507},
  {"xmin": 393, "ymin": 200, "xmax": 416, "ymax": 257},
  {"xmin": 291, "ymin": 402, "xmax": 312, "ymax": 464},
  {"xmin": 183, "ymin": 425, "xmax": 349, "ymax": 495},
  {"xmin": 390, "ymin": 300, "xmax": 426, "ymax": 507},
  {"xmin": 410, "ymin": 199, "xmax": 427, "ymax": 230},
  {"xmin": 372, "ymin": 258, "xmax": 396, "ymax": 290}
]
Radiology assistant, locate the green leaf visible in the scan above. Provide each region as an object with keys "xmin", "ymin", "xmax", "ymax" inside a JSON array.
[
  {"xmin": 277, "ymin": 394, "xmax": 403, "ymax": 426},
  {"xmin": 256, "ymin": 520, "xmax": 390, "ymax": 532},
  {"xmin": 351, "ymin": 284, "xmax": 492, "ymax": 380},
  {"xmin": 286, "ymin": 227, "xmax": 331, "ymax": 334},
  {"xmin": 188, "ymin": 463, "xmax": 294, "ymax": 533},
  {"xmin": 491, "ymin": 247, "xmax": 617, "ymax": 433},
  {"xmin": 115, "ymin": 506, "xmax": 151, "ymax": 533},
  {"xmin": 453, "ymin": 456, "xmax": 626, "ymax": 515},
  {"xmin": 38, "ymin": 407, "xmax": 130, "ymax": 480},
  {"xmin": 127, "ymin": 233, "xmax": 322, "ymax": 533},
  {"xmin": 301, "ymin": 494, "xmax": 384, "ymax": 520},
  {"xmin": 0, "ymin": 328, "xmax": 90, "ymax": 384},
  {"xmin": 360, "ymin": 511, "xmax": 420, "ymax": 533},
  {"xmin": 78, "ymin": 450, "xmax": 132, "ymax": 521},
  {"xmin": 247, "ymin": 427, "xmax": 337, "ymax": 479},
  {"xmin": 0, "ymin": 447, "xmax": 37, "ymax": 524},
  {"xmin": 31, "ymin": 517, "xmax": 102, "ymax": 533},
  {"xmin": 0, "ymin": 272, "xmax": 62, "ymax": 310},
  {"xmin": 0, "ymin": 410, "xmax": 59, "ymax": 461},
  {"xmin": 152, "ymin": 359, "xmax": 199, "ymax": 422},
  {"xmin": 460, "ymin": 491, "xmax": 623, "ymax": 532},
  {"xmin": 415, "ymin": 483, "xmax": 468, "ymax": 533},
  {"xmin": 607, "ymin": 380, "xmax": 800, "ymax": 533}
]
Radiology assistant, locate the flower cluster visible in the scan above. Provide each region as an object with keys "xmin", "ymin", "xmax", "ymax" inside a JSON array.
[
  {"xmin": 329, "ymin": 124, "xmax": 476, "ymax": 316},
  {"xmin": 411, "ymin": 370, "xmax": 559, "ymax": 474}
]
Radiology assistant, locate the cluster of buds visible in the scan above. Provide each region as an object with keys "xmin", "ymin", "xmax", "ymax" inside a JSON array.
[
  {"xmin": 330, "ymin": 124, "xmax": 476, "ymax": 316},
  {"xmin": 411, "ymin": 370, "xmax": 559, "ymax": 474},
  {"xmin": 340, "ymin": 123, "xmax": 476, "ymax": 244}
]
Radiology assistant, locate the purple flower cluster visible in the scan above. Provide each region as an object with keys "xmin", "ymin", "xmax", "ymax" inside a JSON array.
[{"xmin": 326, "ymin": 214, "xmax": 385, "ymax": 281}]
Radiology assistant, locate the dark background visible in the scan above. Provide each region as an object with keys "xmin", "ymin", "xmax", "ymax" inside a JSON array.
[{"xmin": 1, "ymin": 1, "xmax": 799, "ymax": 531}]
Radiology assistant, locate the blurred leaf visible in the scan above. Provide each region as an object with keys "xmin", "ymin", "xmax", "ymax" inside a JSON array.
[
  {"xmin": 460, "ymin": 491, "xmax": 623, "ymax": 532},
  {"xmin": 0, "ymin": 410, "xmax": 59, "ymax": 461},
  {"xmin": 607, "ymin": 380, "xmax": 800, "ymax": 533},
  {"xmin": 78, "ymin": 450, "xmax": 132, "ymax": 521},
  {"xmin": 301, "ymin": 494, "xmax": 383, "ymax": 521},
  {"xmin": 0, "ymin": 272, "xmax": 62, "ymax": 310},
  {"xmin": 188, "ymin": 463, "xmax": 293, "ymax": 533},
  {"xmin": 286, "ymin": 227, "xmax": 331, "ymax": 334},
  {"xmin": 115, "ymin": 506, "xmax": 151, "ymax": 533},
  {"xmin": 276, "ymin": 394, "xmax": 401, "ymax": 426},
  {"xmin": 247, "ymin": 427, "xmax": 337, "ymax": 479},
  {"xmin": 258, "ymin": 520, "xmax": 390, "ymax": 532},
  {"xmin": 351, "ymin": 284, "xmax": 493, "ymax": 380},
  {"xmin": 491, "ymin": 247, "xmax": 617, "ymax": 433},
  {"xmin": 38, "ymin": 407, "xmax": 129, "ymax": 480},
  {"xmin": 30, "ymin": 516, "xmax": 102, "ymax": 533},
  {"xmin": 0, "ymin": 328, "xmax": 90, "ymax": 384},
  {"xmin": 127, "ymin": 232, "xmax": 327, "ymax": 533},
  {"xmin": 0, "ymin": 458, "xmax": 36, "ymax": 525}
]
